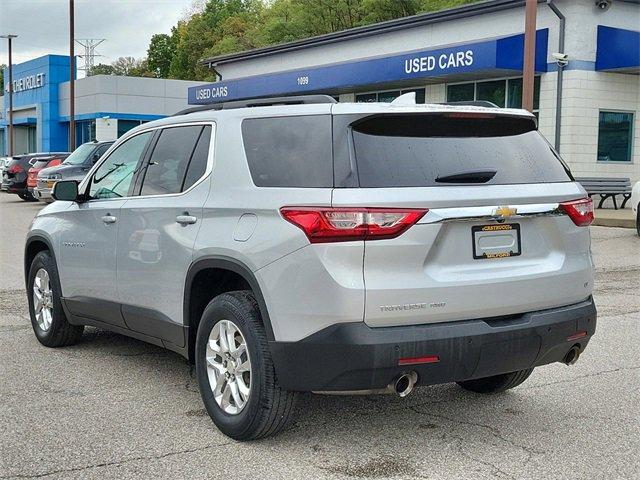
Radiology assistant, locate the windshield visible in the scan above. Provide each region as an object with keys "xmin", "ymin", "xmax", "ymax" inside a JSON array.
[
  {"xmin": 63, "ymin": 143, "xmax": 95, "ymax": 165},
  {"xmin": 351, "ymin": 114, "xmax": 573, "ymax": 187}
]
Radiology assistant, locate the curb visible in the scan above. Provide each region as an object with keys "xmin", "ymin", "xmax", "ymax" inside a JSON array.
[{"xmin": 592, "ymin": 217, "xmax": 635, "ymax": 229}]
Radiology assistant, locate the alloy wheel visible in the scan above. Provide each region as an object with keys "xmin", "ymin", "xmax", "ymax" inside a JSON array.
[
  {"xmin": 33, "ymin": 268, "xmax": 53, "ymax": 331},
  {"xmin": 205, "ymin": 319, "xmax": 252, "ymax": 415}
]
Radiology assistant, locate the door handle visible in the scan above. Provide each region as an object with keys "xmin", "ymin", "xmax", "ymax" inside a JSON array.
[
  {"xmin": 101, "ymin": 214, "xmax": 117, "ymax": 224},
  {"xmin": 176, "ymin": 214, "xmax": 197, "ymax": 225}
]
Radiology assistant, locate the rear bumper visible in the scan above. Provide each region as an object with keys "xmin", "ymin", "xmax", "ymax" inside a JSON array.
[{"xmin": 269, "ymin": 297, "xmax": 596, "ymax": 392}]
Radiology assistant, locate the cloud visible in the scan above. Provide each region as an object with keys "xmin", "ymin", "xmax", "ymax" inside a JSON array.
[{"xmin": 0, "ymin": 0, "xmax": 194, "ymax": 67}]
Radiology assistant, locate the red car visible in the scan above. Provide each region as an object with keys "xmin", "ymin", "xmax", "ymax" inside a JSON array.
[{"xmin": 26, "ymin": 154, "xmax": 69, "ymax": 200}]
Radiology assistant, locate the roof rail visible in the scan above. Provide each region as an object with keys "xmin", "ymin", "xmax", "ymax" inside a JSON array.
[
  {"xmin": 173, "ymin": 94, "xmax": 337, "ymax": 116},
  {"xmin": 439, "ymin": 100, "xmax": 501, "ymax": 108}
]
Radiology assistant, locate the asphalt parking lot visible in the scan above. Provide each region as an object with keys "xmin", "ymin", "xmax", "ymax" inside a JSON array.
[{"xmin": 1, "ymin": 192, "xmax": 639, "ymax": 480}]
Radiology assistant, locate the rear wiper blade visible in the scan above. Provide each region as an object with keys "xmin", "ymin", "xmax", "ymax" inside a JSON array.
[{"xmin": 435, "ymin": 169, "xmax": 497, "ymax": 184}]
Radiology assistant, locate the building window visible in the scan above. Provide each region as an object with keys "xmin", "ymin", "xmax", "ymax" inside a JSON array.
[
  {"xmin": 598, "ymin": 111, "xmax": 634, "ymax": 162},
  {"xmin": 117, "ymin": 120, "xmax": 144, "ymax": 137},
  {"xmin": 446, "ymin": 77, "xmax": 540, "ymax": 111},
  {"xmin": 75, "ymin": 121, "xmax": 96, "ymax": 147},
  {"xmin": 356, "ymin": 88, "xmax": 426, "ymax": 104}
]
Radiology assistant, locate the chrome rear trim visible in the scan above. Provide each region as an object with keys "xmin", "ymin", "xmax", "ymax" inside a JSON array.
[{"xmin": 419, "ymin": 203, "xmax": 561, "ymax": 224}]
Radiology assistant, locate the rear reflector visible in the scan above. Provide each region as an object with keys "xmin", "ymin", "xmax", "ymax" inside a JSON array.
[
  {"xmin": 398, "ymin": 355, "xmax": 440, "ymax": 366},
  {"xmin": 566, "ymin": 331, "xmax": 587, "ymax": 342},
  {"xmin": 559, "ymin": 198, "xmax": 594, "ymax": 227},
  {"xmin": 280, "ymin": 207, "xmax": 427, "ymax": 243}
]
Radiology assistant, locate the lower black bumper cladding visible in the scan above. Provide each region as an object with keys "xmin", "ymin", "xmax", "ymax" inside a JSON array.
[{"xmin": 269, "ymin": 298, "xmax": 596, "ymax": 392}]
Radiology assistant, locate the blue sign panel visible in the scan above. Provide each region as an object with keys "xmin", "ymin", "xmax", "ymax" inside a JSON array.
[
  {"xmin": 189, "ymin": 29, "xmax": 548, "ymax": 105},
  {"xmin": 596, "ymin": 26, "xmax": 640, "ymax": 73}
]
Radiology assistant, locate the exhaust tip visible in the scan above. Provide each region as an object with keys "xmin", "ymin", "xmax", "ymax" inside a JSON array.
[
  {"xmin": 564, "ymin": 345, "xmax": 581, "ymax": 365},
  {"xmin": 394, "ymin": 372, "xmax": 418, "ymax": 397}
]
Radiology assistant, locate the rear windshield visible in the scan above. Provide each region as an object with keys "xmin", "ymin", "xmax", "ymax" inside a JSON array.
[
  {"xmin": 351, "ymin": 114, "xmax": 572, "ymax": 187},
  {"xmin": 242, "ymin": 115, "xmax": 333, "ymax": 187}
]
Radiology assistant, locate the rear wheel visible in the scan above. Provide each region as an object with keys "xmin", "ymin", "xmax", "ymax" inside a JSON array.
[
  {"xmin": 457, "ymin": 368, "xmax": 534, "ymax": 394},
  {"xmin": 27, "ymin": 251, "xmax": 84, "ymax": 347},
  {"xmin": 195, "ymin": 291, "xmax": 296, "ymax": 440},
  {"xmin": 18, "ymin": 192, "xmax": 33, "ymax": 201}
]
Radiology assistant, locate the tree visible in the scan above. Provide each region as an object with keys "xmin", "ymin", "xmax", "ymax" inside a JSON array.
[
  {"xmin": 147, "ymin": 0, "xmax": 480, "ymax": 81},
  {"xmin": 0, "ymin": 64, "xmax": 5, "ymax": 92},
  {"xmin": 110, "ymin": 56, "xmax": 152, "ymax": 77},
  {"xmin": 87, "ymin": 63, "xmax": 115, "ymax": 76},
  {"xmin": 147, "ymin": 34, "xmax": 176, "ymax": 78}
]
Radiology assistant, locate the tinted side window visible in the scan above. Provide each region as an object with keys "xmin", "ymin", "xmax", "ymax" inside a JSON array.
[
  {"xmin": 89, "ymin": 132, "xmax": 152, "ymax": 199},
  {"xmin": 94, "ymin": 144, "xmax": 111, "ymax": 159},
  {"xmin": 182, "ymin": 126, "xmax": 212, "ymax": 191},
  {"xmin": 140, "ymin": 126, "xmax": 203, "ymax": 196},
  {"xmin": 242, "ymin": 115, "xmax": 333, "ymax": 187}
]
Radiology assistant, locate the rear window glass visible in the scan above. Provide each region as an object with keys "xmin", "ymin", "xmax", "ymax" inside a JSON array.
[
  {"xmin": 242, "ymin": 115, "xmax": 333, "ymax": 187},
  {"xmin": 140, "ymin": 125, "xmax": 203, "ymax": 196},
  {"xmin": 351, "ymin": 114, "xmax": 572, "ymax": 187}
]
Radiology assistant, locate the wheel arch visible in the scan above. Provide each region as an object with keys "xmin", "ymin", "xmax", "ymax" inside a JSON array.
[
  {"xmin": 184, "ymin": 256, "xmax": 275, "ymax": 362},
  {"xmin": 24, "ymin": 235, "xmax": 57, "ymax": 289}
]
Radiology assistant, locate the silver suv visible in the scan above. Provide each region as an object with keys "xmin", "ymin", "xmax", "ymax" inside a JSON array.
[{"xmin": 25, "ymin": 95, "xmax": 597, "ymax": 440}]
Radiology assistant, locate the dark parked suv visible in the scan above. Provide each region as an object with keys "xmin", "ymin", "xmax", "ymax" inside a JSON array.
[
  {"xmin": 35, "ymin": 141, "xmax": 114, "ymax": 202},
  {"xmin": 1, "ymin": 153, "xmax": 69, "ymax": 201}
]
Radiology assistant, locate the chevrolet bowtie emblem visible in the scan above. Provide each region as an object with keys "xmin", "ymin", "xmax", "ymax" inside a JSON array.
[{"xmin": 494, "ymin": 206, "xmax": 517, "ymax": 218}]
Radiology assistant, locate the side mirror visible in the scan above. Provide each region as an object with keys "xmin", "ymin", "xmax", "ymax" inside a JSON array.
[
  {"xmin": 52, "ymin": 180, "xmax": 80, "ymax": 202},
  {"xmin": 92, "ymin": 153, "xmax": 101, "ymax": 164}
]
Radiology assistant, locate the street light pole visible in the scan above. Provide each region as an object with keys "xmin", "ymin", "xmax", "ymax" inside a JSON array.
[
  {"xmin": 69, "ymin": 0, "xmax": 75, "ymax": 150},
  {"xmin": 1, "ymin": 34, "xmax": 17, "ymax": 157},
  {"xmin": 522, "ymin": 0, "xmax": 537, "ymax": 112}
]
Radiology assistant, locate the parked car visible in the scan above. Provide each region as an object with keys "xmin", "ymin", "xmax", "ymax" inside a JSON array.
[
  {"xmin": 27, "ymin": 155, "xmax": 69, "ymax": 200},
  {"xmin": 2, "ymin": 153, "xmax": 68, "ymax": 201},
  {"xmin": 631, "ymin": 181, "xmax": 640, "ymax": 236},
  {"xmin": 0, "ymin": 156, "xmax": 11, "ymax": 177},
  {"xmin": 35, "ymin": 141, "xmax": 113, "ymax": 202},
  {"xmin": 25, "ymin": 94, "xmax": 596, "ymax": 441}
]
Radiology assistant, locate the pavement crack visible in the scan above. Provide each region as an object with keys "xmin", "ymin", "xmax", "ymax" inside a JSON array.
[
  {"xmin": 523, "ymin": 365, "xmax": 640, "ymax": 390},
  {"xmin": 409, "ymin": 407, "xmax": 544, "ymax": 458},
  {"xmin": 1, "ymin": 441, "xmax": 233, "ymax": 479}
]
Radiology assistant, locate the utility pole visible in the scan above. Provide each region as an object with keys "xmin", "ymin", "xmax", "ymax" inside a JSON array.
[
  {"xmin": 69, "ymin": 0, "xmax": 76, "ymax": 150},
  {"xmin": 1, "ymin": 34, "xmax": 17, "ymax": 156},
  {"xmin": 522, "ymin": 0, "xmax": 537, "ymax": 112}
]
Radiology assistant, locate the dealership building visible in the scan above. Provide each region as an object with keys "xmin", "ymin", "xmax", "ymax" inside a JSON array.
[
  {"xmin": 189, "ymin": 0, "xmax": 640, "ymax": 182},
  {"xmin": 0, "ymin": 55, "xmax": 205, "ymax": 155}
]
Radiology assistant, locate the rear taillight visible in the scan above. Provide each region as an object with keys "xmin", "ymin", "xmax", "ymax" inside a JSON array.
[
  {"xmin": 559, "ymin": 198, "xmax": 594, "ymax": 227},
  {"xmin": 280, "ymin": 207, "xmax": 427, "ymax": 243},
  {"xmin": 7, "ymin": 164, "xmax": 23, "ymax": 174}
]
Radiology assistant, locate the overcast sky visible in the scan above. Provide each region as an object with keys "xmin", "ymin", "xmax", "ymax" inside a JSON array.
[{"xmin": 0, "ymin": 0, "xmax": 195, "ymax": 71}]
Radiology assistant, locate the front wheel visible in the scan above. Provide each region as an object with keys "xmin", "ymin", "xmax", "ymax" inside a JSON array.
[
  {"xmin": 27, "ymin": 251, "xmax": 84, "ymax": 347},
  {"xmin": 195, "ymin": 291, "xmax": 296, "ymax": 440},
  {"xmin": 636, "ymin": 205, "xmax": 640, "ymax": 236},
  {"xmin": 457, "ymin": 368, "xmax": 534, "ymax": 394}
]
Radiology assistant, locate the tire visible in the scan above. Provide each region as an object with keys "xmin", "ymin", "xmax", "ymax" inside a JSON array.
[
  {"xmin": 195, "ymin": 291, "xmax": 296, "ymax": 441},
  {"xmin": 456, "ymin": 368, "xmax": 534, "ymax": 394},
  {"xmin": 27, "ymin": 251, "xmax": 84, "ymax": 347},
  {"xmin": 636, "ymin": 205, "xmax": 640, "ymax": 237},
  {"xmin": 19, "ymin": 192, "xmax": 37, "ymax": 202}
]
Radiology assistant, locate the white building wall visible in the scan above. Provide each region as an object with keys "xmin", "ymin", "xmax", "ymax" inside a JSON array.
[
  {"xmin": 58, "ymin": 75, "xmax": 208, "ymax": 117},
  {"xmin": 558, "ymin": 70, "xmax": 640, "ymax": 181},
  {"xmin": 95, "ymin": 117, "xmax": 117, "ymax": 141}
]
